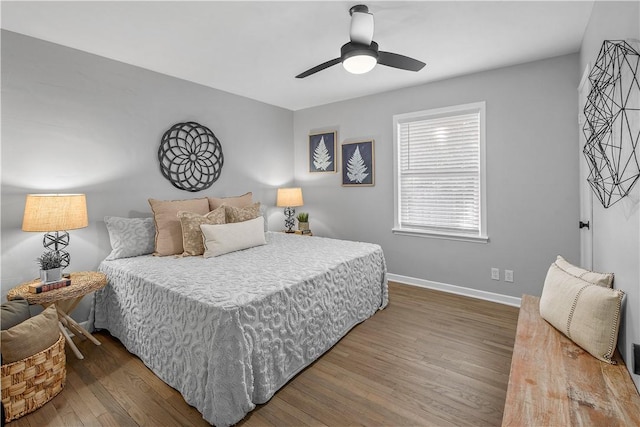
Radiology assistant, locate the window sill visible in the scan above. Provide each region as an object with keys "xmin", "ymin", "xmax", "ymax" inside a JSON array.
[{"xmin": 392, "ymin": 227, "xmax": 489, "ymax": 244}]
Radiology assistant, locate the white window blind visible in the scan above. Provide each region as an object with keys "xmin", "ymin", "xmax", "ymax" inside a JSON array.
[{"xmin": 393, "ymin": 102, "xmax": 487, "ymax": 241}]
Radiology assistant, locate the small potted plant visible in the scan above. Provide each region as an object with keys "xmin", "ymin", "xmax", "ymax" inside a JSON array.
[
  {"xmin": 297, "ymin": 212, "xmax": 309, "ymax": 232},
  {"xmin": 37, "ymin": 251, "xmax": 63, "ymax": 283}
]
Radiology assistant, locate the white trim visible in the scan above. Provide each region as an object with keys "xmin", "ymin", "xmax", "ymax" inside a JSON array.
[
  {"xmin": 578, "ymin": 63, "xmax": 593, "ymax": 270},
  {"xmin": 478, "ymin": 101, "xmax": 488, "ymax": 239},
  {"xmin": 578, "ymin": 63, "xmax": 590, "ymax": 97},
  {"xmin": 387, "ymin": 273, "xmax": 521, "ymax": 307},
  {"xmin": 391, "ymin": 227, "xmax": 489, "ymax": 243}
]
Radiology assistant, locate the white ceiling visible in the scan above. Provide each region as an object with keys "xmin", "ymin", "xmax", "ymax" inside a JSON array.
[{"xmin": 1, "ymin": 1, "xmax": 595, "ymax": 111}]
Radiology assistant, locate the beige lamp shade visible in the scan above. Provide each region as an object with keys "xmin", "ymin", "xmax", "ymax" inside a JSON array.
[
  {"xmin": 276, "ymin": 187, "xmax": 304, "ymax": 207},
  {"xmin": 22, "ymin": 194, "xmax": 88, "ymax": 232}
]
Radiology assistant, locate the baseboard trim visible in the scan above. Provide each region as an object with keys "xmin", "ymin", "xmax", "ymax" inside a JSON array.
[{"xmin": 387, "ymin": 273, "xmax": 522, "ymax": 307}]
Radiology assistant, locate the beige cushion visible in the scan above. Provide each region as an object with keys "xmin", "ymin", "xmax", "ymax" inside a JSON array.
[
  {"xmin": 177, "ymin": 207, "xmax": 226, "ymax": 256},
  {"xmin": 149, "ymin": 198, "xmax": 210, "ymax": 256},
  {"xmin": 1, "ymin": 297, "xmax": 30, "ymax": 330},
  {"xmin": 201, "ymin": 217, "xmax": 266, "ymax": 258},
  {"xmin": 554, "ymin": 255, "xmax": 614, "ymax": 287},
  {"xmin": 208, "ymin": 192, "xmax": 253, "ymax": 210},
  {"xmin": 1, "ymin": 304, "xmax": 60, "ymax": 364},
  {"xmin": 539, "ymin": 262, "xmax": 624, "ymax": 363},
  {"xmin": 224, "ymin": 202, "xmax": 261, "ymax": 223}
]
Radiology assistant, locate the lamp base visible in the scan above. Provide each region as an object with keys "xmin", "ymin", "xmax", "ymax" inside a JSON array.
[
  {"xmin": 43, "ymin": 231, "xmax": 70, "ymax": 269},
  {"xmin": 284, "ymin": 207, "xmax": 296, "ymax": 233}
]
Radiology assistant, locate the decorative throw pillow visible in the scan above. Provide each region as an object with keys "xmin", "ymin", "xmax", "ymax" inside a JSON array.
[
  {"xmin": 201, "ymin": 217, "xmax": 266, "ymax": 258},
  {"xmin": 224, "ymin": 202, "xmax": 261, "ymax": 223},
  {"xmin": 177, "ymin": 207, "xmax": 226, "ymax": 256},
  {"xmin": 539, "ymin": 262, "xmax": 624, "ymax": 363},
  {"xmin": 554, "ymin": 255, "xmax": 614, "ymax": 287},
  {"xmin": 208, "ymin": 192, "xmax": 253, "ymax": 210},
  {"xmin": 104, "ymin": 216, "xmax": 156, "ymax": 260},
  {"xmin": 1, "ymin": 297, "xmax": 30, "ymax": 330},
  {"xmin": 1, "ymin": 304, "xmax": 60, "ymax": 364},
  {"xmin": 149, "ymin": 198, "xmax": 210, "ymax": 256}
]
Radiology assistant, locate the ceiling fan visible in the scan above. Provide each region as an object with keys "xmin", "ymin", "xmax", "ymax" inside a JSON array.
[{"xmin": 296, "ymin": 4, "xmax": 426, "ymax": 79}]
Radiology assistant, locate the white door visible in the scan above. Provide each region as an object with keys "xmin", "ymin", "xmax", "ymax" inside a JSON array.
[{"xmin": 578, "ymin": 65, "xmax": 593, "ymax": 269}]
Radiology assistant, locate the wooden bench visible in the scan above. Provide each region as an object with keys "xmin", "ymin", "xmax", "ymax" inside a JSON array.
[{"xmin": 502, "ymin": 294, "xmax": 640, "ymax": 426}]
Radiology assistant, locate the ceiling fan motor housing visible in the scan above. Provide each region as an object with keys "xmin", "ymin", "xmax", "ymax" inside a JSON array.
[
  {"xmin": 341, "ymin": 41, "xmax": 379, "ymax": 60},
  {"xmin": 349, "ymin": 5, "xmax": 369, "ymax": 15}
]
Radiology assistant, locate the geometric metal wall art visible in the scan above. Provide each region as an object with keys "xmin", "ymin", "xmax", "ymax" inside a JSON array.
[
  {"xmin": 583, "ymin": 40, "xmax": 640, "ymax": 208},
  {"xmin": 158, "ymin": 122, "xmax": 224, "ymax": 192}
]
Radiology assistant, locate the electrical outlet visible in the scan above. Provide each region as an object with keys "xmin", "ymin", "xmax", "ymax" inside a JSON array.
[
  {"xmin": 491, "ymin": 268, "xmax": 500, "ymax": 281},
  {"xmin": 634, "ymin": 343, "xmax": 640, "ymax": 375},
  {"xmin": 505, "ymin": 270, "xmax": 514, "ymax": 283}
]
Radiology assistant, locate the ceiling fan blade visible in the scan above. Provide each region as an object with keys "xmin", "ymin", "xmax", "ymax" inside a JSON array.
[
  {"xmin": 350, "ymin": 7, "xmax": 374, "ymax": 45},
  {"xmin": 378, "ymin": 51, "xmax": 426, "ymax": 72},
  {"xmin": 296, "ymin": 57, "xmax": 342, "ymax": 78}
]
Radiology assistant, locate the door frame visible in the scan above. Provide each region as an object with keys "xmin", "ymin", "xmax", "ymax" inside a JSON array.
[{"xmin": 578, "ymin": 64, "xmax": 593, "ymax": 269}]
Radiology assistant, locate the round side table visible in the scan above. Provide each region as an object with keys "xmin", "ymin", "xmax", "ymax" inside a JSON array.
[{"xmin": 7, "ymin": 271, "xmax": 107, "ymax": 360}]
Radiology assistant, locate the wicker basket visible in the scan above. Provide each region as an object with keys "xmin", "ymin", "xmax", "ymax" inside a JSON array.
[{"xmin": 1, "ymin": 333, "xmax": 66, "ymax": 422}]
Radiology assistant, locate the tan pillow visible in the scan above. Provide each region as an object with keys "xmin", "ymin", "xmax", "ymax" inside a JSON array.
[
  {"xmin": 539, "ymin": 262, "xmax": 624, "ymax": 363},
  {"xmin": 1, "ymin": 304, "xmax": 60, "ymax": 364},
  {"xmin": 208, "ymin": 192, "xmax": 253, "ymax": 210},
  {"xmin": 149, "ymin": 198, "xmax": 209, "ymax": 256},
  {"xmin": 177, "ymin": 207, "xmax": 226, "ymax": 256},
  {"xmin": 224, "ymin": 202, "xmax": 261, "ymax": 223},
  {"xmin": 554, "ymin": 255, "xmax": 614, "ymax": 287}
]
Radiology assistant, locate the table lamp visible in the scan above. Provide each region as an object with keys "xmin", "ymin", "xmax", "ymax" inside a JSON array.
[
  {"xmin": 22, "ymin": 194, "xmax": 88, "ymax": 268},
  {"xmin": 276, "ymin": 187, "xmax": 304, "ymax": 233}
]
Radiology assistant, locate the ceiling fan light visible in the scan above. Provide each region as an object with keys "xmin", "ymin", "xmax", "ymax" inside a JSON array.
[{"xmin": 343, "ymin": 54, "xmax": 377, "ymax": 74}]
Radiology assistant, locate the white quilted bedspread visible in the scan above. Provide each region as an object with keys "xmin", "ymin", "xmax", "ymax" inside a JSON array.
[{"xmin": 94, "ymin": 232, "xmax": 388, "ymax": 426}]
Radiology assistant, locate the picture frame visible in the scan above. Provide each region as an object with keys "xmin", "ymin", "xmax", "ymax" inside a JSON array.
[
  {"xmin": 341, "ymin": 140, "xmax": 375, "ymax": 186},
  {"xmin": 309, "ymin": 131, "xmax": 337, "ymax": 173}
]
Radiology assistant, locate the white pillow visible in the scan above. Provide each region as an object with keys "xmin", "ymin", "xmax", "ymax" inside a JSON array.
[
  {"xmin": 554, "ymin": 255, "xmax": 614, "ymax": 287},
  {"xmin": 104, "ymin": 216, "xmax": 155, "ymax": 260},
  {"xmin": 540, "ymin": 262, "xmax": 624, "ymax": 363},
  {"xmin": 200, "ymin": 216, "xmax": 266, "ymax": 258}
]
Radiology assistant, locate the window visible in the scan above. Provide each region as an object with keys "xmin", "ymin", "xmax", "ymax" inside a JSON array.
[{"xmin": 393, "ymin": 102, "xmax": 487, "ymax": 242}]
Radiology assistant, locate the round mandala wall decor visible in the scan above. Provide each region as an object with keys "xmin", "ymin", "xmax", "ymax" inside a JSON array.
[{"xmin": 158, "ymin": 121, "xmax": 224, "ymax": 192}]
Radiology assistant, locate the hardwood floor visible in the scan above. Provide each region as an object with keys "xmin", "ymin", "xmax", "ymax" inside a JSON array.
[{"xmin": 9, "ymin": 282, "xmax": 519, "ymax": 426}]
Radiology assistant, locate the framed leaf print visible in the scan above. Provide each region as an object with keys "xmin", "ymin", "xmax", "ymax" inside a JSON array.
[
  {"xmin": 342, "ymin": 140, "xmax": 374, "ymax": 186},
  {"xmin": 309, "ymin": 131, "xmax": 337, "ymax": 173}
]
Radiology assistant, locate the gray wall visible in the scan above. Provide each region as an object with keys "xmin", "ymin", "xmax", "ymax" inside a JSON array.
[
  {"xmin": 1, "ymin": 31, "xmax": 294, "ymax": 321},
  {"xmin": 293, "ymin": 53, "xmax": 580, "ymax": 299},
  {"xmin": 579, "ymin": 0, "xmax": 640, "ymax": 389}
]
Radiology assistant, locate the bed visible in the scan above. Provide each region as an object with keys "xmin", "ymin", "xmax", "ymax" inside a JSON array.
[{"xmin": 94, "ymin": 231, "xmax": 388, "ymax": 426}]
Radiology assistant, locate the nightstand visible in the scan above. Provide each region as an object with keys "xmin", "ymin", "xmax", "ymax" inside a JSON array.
[
  {"xmin": 7, "ymin": 271, "xmax": 107, "ymax": 359},
  {"xmin": 283, "ymin": 230, "xmax": 313, "ymax": 236}
]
